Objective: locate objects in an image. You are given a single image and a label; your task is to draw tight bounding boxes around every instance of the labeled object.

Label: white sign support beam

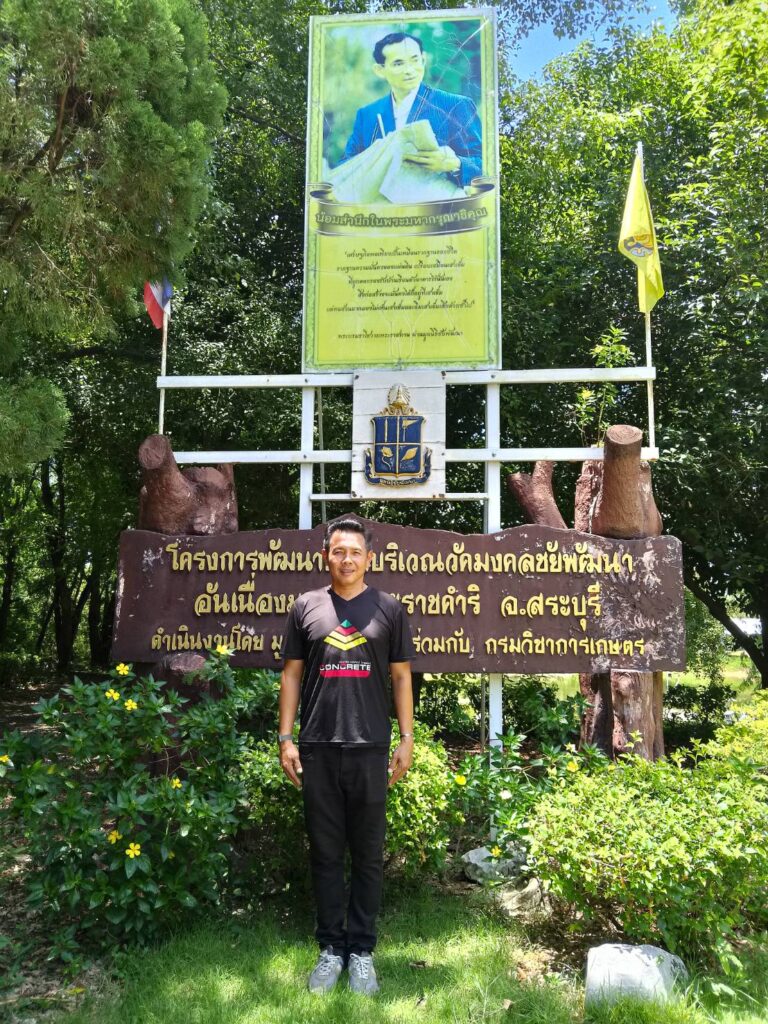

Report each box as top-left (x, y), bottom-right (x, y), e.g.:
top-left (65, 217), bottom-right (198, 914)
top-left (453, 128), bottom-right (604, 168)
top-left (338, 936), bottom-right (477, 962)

top-left (484, 383), bottom-right (503, 750)
top-left (299, 387), bottom-right (315, 529)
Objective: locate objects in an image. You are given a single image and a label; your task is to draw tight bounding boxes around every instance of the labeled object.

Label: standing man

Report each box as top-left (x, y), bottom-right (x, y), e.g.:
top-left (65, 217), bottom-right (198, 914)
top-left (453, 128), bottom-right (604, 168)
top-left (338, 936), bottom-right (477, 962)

top-left (279, 517), bottom-right (414, 996)
top-left (342, 32), bottom-right (483, 188)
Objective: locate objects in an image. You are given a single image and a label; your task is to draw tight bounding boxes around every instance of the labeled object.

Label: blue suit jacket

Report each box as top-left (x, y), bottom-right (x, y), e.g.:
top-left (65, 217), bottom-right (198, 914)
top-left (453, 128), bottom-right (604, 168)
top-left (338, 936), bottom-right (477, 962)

top-left (342, 83), bottom-right (483, 187)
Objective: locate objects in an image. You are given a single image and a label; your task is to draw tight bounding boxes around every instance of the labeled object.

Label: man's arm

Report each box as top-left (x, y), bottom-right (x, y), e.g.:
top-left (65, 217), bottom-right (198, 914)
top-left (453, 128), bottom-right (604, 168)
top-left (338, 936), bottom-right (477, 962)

top-left (388, 661), bottom-right (414, 787)
top-left (279, 658), bottom-right (304, 788)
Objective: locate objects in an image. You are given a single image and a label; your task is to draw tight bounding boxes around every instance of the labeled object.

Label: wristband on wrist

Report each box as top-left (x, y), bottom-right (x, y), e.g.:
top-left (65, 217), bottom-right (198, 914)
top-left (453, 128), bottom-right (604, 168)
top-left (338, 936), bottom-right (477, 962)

top-left (278, 733), bottom-right (294, 743)
top-left (400, 732), bottom-right (414, 740)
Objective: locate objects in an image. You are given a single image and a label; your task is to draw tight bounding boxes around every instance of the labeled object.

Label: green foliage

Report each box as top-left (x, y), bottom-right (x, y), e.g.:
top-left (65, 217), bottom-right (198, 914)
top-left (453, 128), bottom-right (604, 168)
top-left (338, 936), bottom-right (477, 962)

top-left (501, 0), bottom-right (768, 679)
top-left (417, 675), bottom-right (585, 747)
top-left (0, 654), bottom-right (269, 946)
top-left (705, 692), bottom-right (768, 768)
top-left (451, 736), bottom-right (607, 854)
top-left (683, 590), bottom-right (733, 687)
top-left (664, 680), bottom-right (735, 747)
top-left (239, 721), bottom-right (456, 884)
top-left (527, 751), bottom-right (768, 970)
top-left (0, 0), bottom-right (226, 470)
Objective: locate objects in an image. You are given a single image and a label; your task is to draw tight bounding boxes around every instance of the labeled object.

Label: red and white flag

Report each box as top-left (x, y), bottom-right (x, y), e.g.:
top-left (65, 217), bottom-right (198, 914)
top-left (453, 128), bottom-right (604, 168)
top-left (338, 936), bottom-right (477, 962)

top-left (143, 278), bottom-right (173, 329)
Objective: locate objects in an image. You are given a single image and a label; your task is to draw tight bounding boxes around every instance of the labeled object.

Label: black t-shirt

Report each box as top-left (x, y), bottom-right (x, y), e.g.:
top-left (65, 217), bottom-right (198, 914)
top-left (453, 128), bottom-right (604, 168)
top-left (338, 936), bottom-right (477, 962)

top-left (282, 586), bottom-right (414, 746)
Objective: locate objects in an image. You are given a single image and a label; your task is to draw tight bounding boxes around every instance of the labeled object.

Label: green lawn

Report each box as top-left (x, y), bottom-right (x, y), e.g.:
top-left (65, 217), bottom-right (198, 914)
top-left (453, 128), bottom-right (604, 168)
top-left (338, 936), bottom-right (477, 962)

top-left (49, 887), bottom-right (768, 1024)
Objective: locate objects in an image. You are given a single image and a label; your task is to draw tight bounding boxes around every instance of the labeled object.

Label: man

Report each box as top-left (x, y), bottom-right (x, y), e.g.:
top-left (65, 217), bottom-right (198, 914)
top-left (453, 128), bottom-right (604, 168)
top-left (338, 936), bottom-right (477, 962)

top-left (342, 32), bottom-right (483, 188)
top-left (279, 517), bottom-right (414, 996)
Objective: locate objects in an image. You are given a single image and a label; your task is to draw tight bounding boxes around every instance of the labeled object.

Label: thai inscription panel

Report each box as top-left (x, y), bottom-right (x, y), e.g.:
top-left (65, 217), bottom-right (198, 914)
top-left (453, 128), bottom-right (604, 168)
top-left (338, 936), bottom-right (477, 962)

top-left (112, 519), bottom-right (685, 673)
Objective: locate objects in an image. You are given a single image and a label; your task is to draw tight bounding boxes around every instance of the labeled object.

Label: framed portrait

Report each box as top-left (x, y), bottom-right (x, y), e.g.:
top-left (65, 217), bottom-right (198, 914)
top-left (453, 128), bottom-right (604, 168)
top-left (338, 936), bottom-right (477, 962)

top-left (303, 8), bottom-right (500, 371)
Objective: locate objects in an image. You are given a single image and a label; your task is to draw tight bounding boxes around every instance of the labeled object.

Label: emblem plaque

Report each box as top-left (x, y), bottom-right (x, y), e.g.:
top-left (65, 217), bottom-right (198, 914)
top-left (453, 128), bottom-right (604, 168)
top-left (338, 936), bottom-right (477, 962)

top-left (364, 385), bottom-right (431, 486)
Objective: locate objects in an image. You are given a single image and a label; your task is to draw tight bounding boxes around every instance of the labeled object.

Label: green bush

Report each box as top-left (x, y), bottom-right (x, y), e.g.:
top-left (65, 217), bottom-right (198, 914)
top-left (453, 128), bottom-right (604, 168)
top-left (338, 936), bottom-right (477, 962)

top-left (664, 680), bottom-right (736, 748)
top-left (527, 752), bottom-right (768, 970)
top-left (705, 691), bottom-right (768, 767)
top-left (417, 674), bottom-right (586, 746)
top-left (0, 655), bottom-right (273, 946)
top-left (238, 721), bottom-right (457, 884)
top-left (451, 736), bottom-right (608, 855)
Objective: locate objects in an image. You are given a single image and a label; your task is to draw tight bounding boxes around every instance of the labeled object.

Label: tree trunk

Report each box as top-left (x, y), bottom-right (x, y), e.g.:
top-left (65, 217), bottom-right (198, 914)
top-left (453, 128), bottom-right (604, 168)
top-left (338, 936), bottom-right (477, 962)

top-left (507, 425), bottom-right (666, 760)
top-left (0, 539), bottom-right (17, 647)
top-left (579, 426), bottom-right (663, 759)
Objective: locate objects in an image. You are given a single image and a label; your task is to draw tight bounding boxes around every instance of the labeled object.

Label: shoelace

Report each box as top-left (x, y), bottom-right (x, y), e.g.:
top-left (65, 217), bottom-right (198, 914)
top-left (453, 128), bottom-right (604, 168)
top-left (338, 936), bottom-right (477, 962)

top-left (350, 954), bottom-right (370, 979)
top-left (316, 951), bottom-right (341, 977)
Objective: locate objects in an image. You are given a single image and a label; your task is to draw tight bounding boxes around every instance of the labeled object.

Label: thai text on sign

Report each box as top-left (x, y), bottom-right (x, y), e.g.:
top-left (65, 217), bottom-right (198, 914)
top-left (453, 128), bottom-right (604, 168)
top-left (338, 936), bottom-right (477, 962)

top-left (112, 520), bottom-right (685, 674)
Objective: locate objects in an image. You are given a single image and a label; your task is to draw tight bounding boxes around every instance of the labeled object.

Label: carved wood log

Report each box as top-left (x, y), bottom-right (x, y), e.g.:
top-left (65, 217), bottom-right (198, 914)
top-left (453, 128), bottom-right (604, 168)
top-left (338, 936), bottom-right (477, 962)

top-left (134, 436), bottom-right (239, 734)
top-left (581, 426), bottom-right (663, 760)
top-left (507, 427), bottom-right (666, 761)
top-left (138, 434), bottom-right (238, 535)
top-left (507, 462), bottom-right (567, 529)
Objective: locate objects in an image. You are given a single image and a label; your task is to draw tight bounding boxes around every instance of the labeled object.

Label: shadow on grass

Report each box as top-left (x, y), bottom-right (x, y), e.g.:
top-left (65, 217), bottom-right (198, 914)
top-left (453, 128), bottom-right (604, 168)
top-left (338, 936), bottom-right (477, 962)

top-left (58, 885), bottom-right (520, 1024)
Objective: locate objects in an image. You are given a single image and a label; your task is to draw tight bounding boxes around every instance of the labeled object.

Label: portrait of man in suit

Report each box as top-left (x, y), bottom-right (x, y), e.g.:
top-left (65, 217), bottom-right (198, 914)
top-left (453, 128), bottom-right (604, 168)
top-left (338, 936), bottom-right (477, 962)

top-left (340, 32), bottom-right (483, 190)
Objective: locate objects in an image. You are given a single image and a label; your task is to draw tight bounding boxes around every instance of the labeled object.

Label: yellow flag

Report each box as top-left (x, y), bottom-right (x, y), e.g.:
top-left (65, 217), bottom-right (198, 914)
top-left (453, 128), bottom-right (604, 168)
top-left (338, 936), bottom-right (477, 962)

top-left (618, 151), bottom-right (664, 313)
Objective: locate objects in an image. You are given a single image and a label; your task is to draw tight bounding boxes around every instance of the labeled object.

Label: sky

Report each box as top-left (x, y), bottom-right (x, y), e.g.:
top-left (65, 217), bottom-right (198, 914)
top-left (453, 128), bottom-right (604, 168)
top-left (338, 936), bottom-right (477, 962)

top-left (508, 0), bottom-right (676, 80)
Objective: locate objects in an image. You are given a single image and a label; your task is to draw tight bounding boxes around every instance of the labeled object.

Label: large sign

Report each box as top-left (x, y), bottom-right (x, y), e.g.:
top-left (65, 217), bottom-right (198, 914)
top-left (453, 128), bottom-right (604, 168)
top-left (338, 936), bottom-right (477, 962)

top-left (303, 8), bottom-right (500, 371)
top-left (112, 520), bottom-right (685, 674)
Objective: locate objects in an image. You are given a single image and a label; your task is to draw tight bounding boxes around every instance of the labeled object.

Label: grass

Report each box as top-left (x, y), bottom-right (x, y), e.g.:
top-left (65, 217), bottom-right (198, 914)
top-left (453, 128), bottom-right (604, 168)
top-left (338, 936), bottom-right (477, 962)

top-left (42, 887), bottom-right (768, 1024)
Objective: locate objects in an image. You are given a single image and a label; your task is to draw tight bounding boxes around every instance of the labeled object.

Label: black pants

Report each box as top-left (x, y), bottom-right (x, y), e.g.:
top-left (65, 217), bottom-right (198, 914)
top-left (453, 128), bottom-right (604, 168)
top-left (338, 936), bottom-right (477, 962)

top-left (300, 744), bottom-right (388, 956)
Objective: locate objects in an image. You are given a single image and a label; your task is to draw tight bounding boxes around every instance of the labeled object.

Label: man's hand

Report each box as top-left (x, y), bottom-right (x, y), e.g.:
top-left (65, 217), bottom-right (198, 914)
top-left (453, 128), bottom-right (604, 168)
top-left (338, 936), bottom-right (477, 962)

top-left (280, 740), bottom-right (303, 788)
top-left (388, 736), bottom-right (414, 787)
top-left (403, 145), bottom-right (461, 175)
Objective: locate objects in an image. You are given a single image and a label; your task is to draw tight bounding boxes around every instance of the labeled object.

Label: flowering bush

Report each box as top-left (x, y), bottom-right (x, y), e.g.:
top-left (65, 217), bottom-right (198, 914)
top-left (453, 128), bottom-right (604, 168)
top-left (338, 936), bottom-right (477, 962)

top-left (450, 735), bottom-right (608, 857)
top-left (0, 654), bottom-right (273, 945)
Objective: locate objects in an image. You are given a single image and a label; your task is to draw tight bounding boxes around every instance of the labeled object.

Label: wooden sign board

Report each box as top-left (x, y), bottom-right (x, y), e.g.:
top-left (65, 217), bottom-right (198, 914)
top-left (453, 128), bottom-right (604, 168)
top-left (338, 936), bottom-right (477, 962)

top-left (112, 519), bottom-right (685, 674)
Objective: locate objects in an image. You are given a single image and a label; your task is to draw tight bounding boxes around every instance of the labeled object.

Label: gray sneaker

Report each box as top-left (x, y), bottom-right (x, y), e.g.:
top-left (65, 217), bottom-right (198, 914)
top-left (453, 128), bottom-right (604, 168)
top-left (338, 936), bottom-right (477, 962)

top-left (308, 947), bottom-right (344, 994)
top-left (348, 952), bottom-right (380, 995)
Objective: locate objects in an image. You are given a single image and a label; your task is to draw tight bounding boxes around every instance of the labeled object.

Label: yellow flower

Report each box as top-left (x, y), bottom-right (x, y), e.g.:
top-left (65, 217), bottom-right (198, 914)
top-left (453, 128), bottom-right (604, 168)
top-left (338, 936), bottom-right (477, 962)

top-left (115, 663), bottom-right (131, 676)
top-left (0, 754), bottom-right (9, 764)
top-left (171, 777), bottom-right (182, 789)
top-left (455, 774), bottom-right (467, 786)
top-left (490, 845), bottom-right (502, 858)
top-left (124, 699), bottom-right (138, 712)
top-left (566, 759), bottom-right (580, 773)
top-left (105, 688), bottom-right (120, 701)
top-left (215, 644), bottom-right (231, 656)
top-left (108, 830), bottom-right (123, 844)
top-left (125, 842), bottom-right (141, 859)
top-left (168, 851), bottom-right (176, 859)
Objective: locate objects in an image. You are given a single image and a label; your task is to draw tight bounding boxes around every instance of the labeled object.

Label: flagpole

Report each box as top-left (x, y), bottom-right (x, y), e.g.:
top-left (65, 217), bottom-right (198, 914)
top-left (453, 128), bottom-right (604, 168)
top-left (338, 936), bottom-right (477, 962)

top-left (645, 311), bottom-right (656, 451)
top-left (637, 140), bottom-right (656, 453)
top-left (158, 308), bottom-right (169, 435)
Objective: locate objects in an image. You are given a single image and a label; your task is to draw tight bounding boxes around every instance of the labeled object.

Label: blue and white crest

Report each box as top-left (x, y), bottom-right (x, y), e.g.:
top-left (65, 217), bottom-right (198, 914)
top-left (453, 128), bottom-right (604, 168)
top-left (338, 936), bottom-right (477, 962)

top-left (364, 385), bottom-right (432, 487)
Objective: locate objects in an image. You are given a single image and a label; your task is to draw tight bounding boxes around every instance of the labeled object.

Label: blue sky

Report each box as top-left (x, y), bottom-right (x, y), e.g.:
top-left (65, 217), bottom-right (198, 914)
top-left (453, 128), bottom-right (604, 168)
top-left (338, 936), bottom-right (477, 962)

top-left (509, 0), bottom-right (675, 80)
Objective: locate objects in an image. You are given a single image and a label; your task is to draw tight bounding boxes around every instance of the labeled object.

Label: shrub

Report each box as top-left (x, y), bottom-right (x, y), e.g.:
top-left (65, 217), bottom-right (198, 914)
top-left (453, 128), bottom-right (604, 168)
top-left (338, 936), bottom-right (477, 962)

top-left (451, 736), bottom-right (608, 855)
top-left (663, 679), bottom-right (735, 748)
top-left (0, 655), bottom-right (272, 946)
top-left (705, 691), bottom-right (768, 767)
top-left (527, 752), bottom-right (768, 970)
top-left (238, 720), bottom-right (457, 884)
top-left (417, 674), bottom-right (586, 747)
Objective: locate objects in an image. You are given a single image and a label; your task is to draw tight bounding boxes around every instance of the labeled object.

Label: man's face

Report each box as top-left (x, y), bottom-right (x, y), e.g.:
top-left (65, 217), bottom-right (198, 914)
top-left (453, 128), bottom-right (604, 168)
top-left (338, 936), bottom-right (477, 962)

top-left (323, 530), bottom-right (372, 590)
top-left (374, 37), bottom-right (425, 98)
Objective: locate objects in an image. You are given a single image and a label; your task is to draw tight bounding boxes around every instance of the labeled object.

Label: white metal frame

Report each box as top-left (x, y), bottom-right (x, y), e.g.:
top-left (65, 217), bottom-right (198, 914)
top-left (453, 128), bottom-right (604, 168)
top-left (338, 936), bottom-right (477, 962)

top-left (157, 364), bottom-right (657, 747)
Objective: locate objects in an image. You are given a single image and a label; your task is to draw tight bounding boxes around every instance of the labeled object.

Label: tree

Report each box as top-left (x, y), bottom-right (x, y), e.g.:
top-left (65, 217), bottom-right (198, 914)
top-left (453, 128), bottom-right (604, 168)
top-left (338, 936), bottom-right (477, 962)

top-left (0, 0), bottom-right (227, 472)
top-left (498, 0), bottom-right (767, 683)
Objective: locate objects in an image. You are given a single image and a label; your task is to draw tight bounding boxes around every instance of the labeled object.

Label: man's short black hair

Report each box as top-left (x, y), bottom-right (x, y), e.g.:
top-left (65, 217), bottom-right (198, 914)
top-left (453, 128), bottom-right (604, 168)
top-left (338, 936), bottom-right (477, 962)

top-left (323, 517), bottom-right (373, 551)
top-left (373, 32), bottom-right (423, 66)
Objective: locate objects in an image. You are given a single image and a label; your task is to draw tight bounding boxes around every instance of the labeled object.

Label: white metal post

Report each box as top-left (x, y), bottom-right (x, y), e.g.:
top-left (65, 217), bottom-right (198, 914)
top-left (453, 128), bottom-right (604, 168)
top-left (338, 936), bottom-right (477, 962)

top-left (645, 312), bottom-right (656, 450)
top-left (158, 311), bottom-right (169, 434)
top-left (299, 387), bottom-right (315, 529)
top-left (484, 383), bottom-right (504, 748)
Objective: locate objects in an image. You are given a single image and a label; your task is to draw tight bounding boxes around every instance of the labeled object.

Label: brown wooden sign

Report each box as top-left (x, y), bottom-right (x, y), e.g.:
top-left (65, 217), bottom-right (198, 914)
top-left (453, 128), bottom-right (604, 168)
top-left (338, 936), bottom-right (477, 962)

top-left (112, 519), bottom-right (685, 674)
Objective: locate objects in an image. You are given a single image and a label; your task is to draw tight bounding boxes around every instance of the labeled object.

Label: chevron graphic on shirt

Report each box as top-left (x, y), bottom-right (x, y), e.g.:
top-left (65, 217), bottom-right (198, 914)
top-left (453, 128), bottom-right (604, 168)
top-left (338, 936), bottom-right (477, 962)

top-left (324, 619), bottom-right (368, 652)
